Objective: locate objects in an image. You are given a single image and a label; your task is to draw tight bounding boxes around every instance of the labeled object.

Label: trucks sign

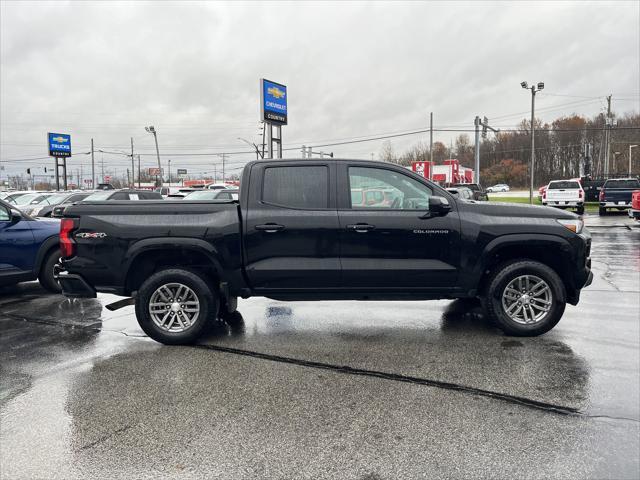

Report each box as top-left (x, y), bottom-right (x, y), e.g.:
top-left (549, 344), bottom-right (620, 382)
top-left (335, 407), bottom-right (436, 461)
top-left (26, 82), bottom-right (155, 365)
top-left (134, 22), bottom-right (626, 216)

top-left (48, 132), bottom-right (71, 157)
top-left (260, 79), bottom-right (287, 125)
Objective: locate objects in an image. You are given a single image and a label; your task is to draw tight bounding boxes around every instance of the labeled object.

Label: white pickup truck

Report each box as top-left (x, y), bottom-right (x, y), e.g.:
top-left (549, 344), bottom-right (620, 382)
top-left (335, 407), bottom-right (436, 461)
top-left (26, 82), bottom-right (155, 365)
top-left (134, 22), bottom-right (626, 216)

top-left (542, 180), bottom-right (585, 215)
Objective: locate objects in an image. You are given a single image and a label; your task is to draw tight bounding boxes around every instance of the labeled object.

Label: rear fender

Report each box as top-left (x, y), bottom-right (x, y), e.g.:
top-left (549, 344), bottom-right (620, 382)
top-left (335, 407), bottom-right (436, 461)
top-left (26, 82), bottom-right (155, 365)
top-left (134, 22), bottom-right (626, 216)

top-left (123, 238), bottom-right (225, 283)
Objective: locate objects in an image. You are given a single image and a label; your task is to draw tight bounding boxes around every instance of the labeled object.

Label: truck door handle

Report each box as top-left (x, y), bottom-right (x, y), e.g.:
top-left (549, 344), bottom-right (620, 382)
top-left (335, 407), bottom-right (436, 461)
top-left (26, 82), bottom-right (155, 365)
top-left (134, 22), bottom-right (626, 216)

top-left (347, 223), bottom-right (375, 232)
top-left (255, 223), bottom-right (285, 232)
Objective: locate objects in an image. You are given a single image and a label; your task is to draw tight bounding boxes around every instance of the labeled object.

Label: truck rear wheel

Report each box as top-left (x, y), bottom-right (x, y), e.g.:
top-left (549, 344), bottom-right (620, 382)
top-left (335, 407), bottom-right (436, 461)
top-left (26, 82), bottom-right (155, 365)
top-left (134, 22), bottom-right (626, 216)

top-left (577, 204), bottom-right (585, 215)
top-left (599, 206), bottom-right (607, 216)
top-left (135, 268), bottom-right (218, 345)
top-left (482, 260), bottom-right (566, 336)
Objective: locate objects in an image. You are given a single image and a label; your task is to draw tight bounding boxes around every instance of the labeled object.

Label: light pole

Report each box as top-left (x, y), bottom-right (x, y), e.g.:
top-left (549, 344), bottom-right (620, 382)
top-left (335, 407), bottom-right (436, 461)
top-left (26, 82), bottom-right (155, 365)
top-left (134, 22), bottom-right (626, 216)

top-left (238, 137), bottom-right (262, 160)
top-left (145, 126), bottom-right (162, 187)
top-left (521, 81), bottom-right (544, 204)
top-left (168, 159), bottom-right (171, 185)
top-left (629, 145), bottom-right (638, 176)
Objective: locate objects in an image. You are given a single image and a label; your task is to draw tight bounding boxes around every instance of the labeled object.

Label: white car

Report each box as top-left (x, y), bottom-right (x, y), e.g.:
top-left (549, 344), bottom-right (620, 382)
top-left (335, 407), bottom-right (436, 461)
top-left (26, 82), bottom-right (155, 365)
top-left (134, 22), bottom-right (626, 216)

top-left (486, 184), bottom-right (510, 193)
top-left (206, 183), bottom-right (233, 190)
top-left (542, 180), bottom-right (584, 215)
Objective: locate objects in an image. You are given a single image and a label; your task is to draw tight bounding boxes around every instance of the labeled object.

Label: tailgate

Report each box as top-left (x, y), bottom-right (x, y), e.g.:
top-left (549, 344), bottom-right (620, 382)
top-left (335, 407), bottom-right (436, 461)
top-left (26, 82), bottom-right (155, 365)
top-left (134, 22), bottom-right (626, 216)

top-left (546, 189), bottom-right (579, 201)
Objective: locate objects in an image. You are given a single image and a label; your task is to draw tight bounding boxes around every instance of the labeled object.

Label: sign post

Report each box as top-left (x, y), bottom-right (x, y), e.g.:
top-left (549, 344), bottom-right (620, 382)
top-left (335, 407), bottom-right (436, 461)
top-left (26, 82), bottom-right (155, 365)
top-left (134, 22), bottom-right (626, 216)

top-left (260, 79), bottom-right (287, 159)
top-left (48, 133), bottom-right (71, 191)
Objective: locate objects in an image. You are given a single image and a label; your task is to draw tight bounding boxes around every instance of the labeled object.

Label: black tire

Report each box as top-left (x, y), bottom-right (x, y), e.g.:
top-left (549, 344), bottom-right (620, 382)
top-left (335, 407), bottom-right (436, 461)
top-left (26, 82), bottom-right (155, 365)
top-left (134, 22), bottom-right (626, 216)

top-left (576, 205), bottom-right (585, 215)
top-left (599, 206), bottom-right (607, 216)
top-left (482, 260), bottom-right (566, 336)
top-left (38, 249), bottom-right (61, 293)
top-left (135, 268), bottom-right (218, 345)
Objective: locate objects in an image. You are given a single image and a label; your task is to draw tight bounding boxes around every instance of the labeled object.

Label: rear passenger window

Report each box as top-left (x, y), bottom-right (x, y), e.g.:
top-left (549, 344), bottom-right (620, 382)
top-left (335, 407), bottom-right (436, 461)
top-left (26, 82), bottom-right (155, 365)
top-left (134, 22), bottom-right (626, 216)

top-left (262, 166), bottom-right (329, 209)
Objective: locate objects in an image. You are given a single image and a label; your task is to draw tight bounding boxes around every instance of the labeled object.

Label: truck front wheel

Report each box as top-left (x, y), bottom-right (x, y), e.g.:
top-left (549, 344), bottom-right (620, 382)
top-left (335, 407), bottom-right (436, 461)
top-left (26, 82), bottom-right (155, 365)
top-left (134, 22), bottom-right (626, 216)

top-left (482, 260), bottom-right (566, 336)
top-left (135, 268), bottom-right (219, 345)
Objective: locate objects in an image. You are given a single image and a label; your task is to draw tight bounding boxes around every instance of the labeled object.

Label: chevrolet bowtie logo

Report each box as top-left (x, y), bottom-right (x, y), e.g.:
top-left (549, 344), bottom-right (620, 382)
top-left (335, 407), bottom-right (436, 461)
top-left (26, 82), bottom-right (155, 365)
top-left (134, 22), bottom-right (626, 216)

top-left (52, 136), bottom-right (68, 143)
top-left (267, 86), bottom-right (285, 99)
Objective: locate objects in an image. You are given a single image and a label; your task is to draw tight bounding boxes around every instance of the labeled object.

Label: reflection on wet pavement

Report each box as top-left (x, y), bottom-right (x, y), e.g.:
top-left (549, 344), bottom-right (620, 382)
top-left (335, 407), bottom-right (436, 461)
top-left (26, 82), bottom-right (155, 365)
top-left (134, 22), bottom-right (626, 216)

top-left (1, 216), bottom-right (639, 479)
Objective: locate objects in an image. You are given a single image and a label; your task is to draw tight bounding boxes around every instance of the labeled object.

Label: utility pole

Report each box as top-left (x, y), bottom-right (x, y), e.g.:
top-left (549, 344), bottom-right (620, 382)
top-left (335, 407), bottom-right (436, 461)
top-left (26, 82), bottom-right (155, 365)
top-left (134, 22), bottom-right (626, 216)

top-left (429, 112), bottom-right (434, 180)
top-left (91, 138), bottom-right (95, 190)
top-left (145, 126), bottom-right (162, 188)
top-left (604, 95), bottom-right (612, 176)
top-left (137, 155), bottom-right (141, 188)
top-left (168, 159), bottom-right (171, 185)
top-left (101, 154), bottom-right (105, 183)
top-left (301, 145), bottom-right (306, 158)
top-left (474, 116), bottom-right (481, 184)
top-left (130, 137), bottom-right (135, 188)
top-left (217, 153), bottom-right (227, 182)
top-left (521, 81), bottom-right (544, 204)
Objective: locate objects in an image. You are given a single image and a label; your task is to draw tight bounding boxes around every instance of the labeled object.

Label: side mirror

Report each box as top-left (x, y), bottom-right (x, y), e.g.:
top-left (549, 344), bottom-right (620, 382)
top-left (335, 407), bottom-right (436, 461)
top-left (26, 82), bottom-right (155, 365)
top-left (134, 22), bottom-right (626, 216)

top-left (428, 196), bottom-right (451, 216)
top-left (10, 210), bottom-right (22, 224)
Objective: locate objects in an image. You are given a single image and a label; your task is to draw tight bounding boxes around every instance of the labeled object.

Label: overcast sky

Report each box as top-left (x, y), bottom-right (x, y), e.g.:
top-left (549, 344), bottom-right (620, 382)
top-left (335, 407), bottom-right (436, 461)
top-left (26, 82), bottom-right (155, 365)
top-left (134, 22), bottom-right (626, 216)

top-left (1, 0), bottom-right (639, 181)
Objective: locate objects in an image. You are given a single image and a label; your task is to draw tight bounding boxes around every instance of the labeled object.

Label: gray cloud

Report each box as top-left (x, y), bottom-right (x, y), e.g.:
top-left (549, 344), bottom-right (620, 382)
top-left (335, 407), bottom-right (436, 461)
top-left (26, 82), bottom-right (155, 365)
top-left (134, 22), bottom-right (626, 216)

top-left (1, 0), bottom-right (638, 180)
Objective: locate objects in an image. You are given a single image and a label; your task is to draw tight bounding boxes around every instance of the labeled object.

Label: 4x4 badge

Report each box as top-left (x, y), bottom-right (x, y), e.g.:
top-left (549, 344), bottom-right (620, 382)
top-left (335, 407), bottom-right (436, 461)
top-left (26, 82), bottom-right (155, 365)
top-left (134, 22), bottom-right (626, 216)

top-left (76, 232), bottom-right (107, 239)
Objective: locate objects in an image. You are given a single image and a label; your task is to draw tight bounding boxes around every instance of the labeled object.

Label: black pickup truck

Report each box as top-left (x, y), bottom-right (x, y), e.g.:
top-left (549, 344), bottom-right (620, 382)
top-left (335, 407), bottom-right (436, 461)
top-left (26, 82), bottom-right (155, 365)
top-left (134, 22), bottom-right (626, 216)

top-left (57, 159), bottom-right (592, 344)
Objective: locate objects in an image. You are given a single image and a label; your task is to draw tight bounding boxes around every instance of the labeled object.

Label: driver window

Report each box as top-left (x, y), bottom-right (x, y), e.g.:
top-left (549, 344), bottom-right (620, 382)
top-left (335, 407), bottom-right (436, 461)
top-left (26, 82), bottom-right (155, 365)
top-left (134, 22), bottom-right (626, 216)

top-left (0, 205), bottom-right (10, 222)
top-left (348, 167), bottom-right (432, 209)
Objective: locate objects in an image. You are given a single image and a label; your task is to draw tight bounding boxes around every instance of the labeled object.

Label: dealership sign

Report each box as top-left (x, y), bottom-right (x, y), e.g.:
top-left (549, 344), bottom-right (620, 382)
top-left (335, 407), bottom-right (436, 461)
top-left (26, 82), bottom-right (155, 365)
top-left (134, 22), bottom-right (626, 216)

top-left (260, 79), bottom-right (287, 125)
top-left (176, 168), bottom-right (187, 177)
top-left (48, 132), bottom-right (71, 157)
top-left (149, 167), bottom-right (163, 176)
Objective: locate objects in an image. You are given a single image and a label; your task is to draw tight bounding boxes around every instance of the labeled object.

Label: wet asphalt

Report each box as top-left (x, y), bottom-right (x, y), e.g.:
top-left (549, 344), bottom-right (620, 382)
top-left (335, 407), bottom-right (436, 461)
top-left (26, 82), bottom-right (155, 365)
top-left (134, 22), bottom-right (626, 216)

top-left (1, 214), bottom-right (639, 480)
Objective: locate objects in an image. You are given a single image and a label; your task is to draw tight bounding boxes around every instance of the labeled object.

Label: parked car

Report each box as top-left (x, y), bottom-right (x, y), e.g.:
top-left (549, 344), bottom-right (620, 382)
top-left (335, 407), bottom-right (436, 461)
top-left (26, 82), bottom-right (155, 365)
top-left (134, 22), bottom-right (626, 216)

top-left (628, 190), bottom-right (640, 221)
top-left (538, 185), bottom-right (547, 201)
top-left (598, 178), bottom-right (640, 215)
top-left (542, 180), bottom-right (585, 215)
top-left (96, 183), bottom-right (115, 190)
top-left (52, 189), bottom-right (163, 217)
top-left (184, 189), bottom-right (239, 201)
top-left (451, 183), bottom-right (488, 201)
top-left (206, 183), bottom-right (233, 190)
top-left (167, 188), bottom-right (198, 199)
top-left (486, 184), bottom-right (510, 193)
top-left (7, 192), bottom-right (53, 207)
top-left (0, 199), bottom-right (61, 292)
top-left (2, 191), bottom-right (32, 203)
top-left (446, 186), bottom-right (474, 200)
top-left (21, 191), bottom-right (93, 217)
top-left (57, 158), bottom-right (592, 345)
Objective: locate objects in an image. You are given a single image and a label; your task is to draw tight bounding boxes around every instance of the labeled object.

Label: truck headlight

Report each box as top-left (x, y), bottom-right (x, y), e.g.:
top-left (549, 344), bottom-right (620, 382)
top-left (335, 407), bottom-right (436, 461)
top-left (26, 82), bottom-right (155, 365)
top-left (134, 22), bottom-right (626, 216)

top-left (557, 218), bottom-right (584, 234)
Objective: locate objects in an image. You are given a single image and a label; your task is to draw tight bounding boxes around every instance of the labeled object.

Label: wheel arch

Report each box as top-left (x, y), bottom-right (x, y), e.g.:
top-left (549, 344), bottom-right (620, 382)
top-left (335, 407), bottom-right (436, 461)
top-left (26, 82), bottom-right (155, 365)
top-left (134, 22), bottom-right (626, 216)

top-left (34, 235), bottom-right (60, 275)
top-left (123, 238), bottom-right (224, 296)
top-left (474, 234), bottom-right (574, 297)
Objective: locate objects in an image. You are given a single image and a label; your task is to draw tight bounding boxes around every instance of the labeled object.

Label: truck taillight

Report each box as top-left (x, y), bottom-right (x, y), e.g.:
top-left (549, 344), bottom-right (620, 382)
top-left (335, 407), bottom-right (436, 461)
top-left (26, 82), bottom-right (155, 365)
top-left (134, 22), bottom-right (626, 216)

top-left (579, 189), bottom-right (584, 199)
top-left (60, 218), bottom-right (77, 258)
top-left (599, 189), bottom-right (605, 201)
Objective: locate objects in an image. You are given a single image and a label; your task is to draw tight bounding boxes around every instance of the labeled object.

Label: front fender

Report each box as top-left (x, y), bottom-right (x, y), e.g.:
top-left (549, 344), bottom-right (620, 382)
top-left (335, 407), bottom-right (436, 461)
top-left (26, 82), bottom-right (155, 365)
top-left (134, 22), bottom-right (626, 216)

top-left (463, 233), bottom-right (573, 292)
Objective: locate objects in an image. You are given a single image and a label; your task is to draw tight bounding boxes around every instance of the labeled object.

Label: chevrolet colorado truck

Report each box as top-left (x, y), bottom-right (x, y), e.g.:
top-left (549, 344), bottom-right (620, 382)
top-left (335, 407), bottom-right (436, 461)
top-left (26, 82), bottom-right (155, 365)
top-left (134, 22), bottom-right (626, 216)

top-left (56, 159), bottom-right (593, 344)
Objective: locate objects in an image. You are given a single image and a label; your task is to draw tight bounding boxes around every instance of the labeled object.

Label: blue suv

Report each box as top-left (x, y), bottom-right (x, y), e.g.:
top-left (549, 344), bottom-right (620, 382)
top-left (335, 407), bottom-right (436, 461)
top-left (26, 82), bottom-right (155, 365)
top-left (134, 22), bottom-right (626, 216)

top-left (0, 198), bottom-right (61, 292)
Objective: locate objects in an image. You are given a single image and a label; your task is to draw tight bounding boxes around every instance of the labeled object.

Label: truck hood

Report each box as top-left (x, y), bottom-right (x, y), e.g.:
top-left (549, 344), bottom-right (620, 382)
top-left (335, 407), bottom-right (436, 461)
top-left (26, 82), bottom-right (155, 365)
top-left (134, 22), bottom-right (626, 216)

top-left (459, 200), bottom-right (578, 219)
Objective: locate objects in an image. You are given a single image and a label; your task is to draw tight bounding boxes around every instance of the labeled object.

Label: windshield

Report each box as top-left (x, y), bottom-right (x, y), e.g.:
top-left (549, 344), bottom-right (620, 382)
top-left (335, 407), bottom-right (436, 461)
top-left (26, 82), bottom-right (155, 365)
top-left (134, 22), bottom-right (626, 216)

top-left (12, 193), bottom-right (46, 205)
top-left (36, 193), bottom-right (69, 205)
top-left (604, 179), bottom-right (640, 189)
top-left (548, 181), bottom-right (580, 189)
top-left (84, 192), bottom-right (112, 201)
